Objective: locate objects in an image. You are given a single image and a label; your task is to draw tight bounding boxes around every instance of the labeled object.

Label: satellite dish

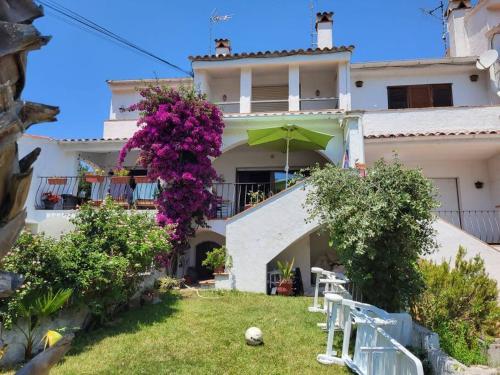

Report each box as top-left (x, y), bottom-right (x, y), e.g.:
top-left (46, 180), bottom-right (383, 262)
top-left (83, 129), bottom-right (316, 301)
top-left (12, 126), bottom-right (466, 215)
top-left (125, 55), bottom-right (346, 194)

top-left (476, 49), bottom-right (499, 70)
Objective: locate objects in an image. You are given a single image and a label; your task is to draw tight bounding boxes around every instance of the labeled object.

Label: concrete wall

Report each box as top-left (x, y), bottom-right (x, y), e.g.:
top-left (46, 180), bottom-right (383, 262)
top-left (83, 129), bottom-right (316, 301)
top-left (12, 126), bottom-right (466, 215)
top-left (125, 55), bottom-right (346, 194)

top-left (351, 67), bottom-right (493, 110)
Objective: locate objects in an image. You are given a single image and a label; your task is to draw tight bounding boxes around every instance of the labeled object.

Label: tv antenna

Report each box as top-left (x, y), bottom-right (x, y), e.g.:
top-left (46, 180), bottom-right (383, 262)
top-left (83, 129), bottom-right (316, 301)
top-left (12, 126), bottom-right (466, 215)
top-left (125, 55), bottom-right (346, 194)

top-left (209, 9), bottom-right (233, 54)
top-left (309, 0), bottom-right (319, 48)
top-left (420, 1), bottom-right (448, 55)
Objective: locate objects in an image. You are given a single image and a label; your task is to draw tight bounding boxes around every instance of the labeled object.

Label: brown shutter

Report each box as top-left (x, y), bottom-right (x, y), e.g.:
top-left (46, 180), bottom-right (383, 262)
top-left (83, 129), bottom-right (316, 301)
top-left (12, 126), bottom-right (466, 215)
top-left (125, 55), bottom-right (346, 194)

top-left (409, 85), bottom-right (432, 108)
top-left (252, 85), bottom-right (288, 112)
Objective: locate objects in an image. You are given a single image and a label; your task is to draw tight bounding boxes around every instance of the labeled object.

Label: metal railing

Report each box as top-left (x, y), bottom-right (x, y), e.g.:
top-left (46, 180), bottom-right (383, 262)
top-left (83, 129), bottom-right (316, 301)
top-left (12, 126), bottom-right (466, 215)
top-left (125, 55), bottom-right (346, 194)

top-left (435, 210), bottom-right (500, 244)
top-left (213, 101), bottom-right (240, 113)
top-left (251, 99), bottom-right (289, 113)
top-left (35, 176), bottom-right (159, 210)
top-left (300, 97), bottom-right (339, 111)
top-left (35, 178), bottom-right (281, 218)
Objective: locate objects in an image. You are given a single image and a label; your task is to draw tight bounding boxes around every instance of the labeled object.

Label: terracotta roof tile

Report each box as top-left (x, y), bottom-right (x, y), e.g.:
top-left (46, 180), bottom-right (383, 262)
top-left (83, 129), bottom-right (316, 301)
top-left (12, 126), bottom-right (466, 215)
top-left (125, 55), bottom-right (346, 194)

top-left (189, 45), bottom-right (354, 62)
top-left (365, 129), bottom-right (500, 139)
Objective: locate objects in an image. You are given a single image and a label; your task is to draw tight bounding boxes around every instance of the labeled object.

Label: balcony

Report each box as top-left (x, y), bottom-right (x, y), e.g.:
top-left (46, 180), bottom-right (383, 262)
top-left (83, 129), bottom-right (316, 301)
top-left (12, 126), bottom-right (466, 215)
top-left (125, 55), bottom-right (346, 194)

top-left (201, 62), bottom-right (346, 114)
top-left (34, 177), bottom-right (285, 219)
top-left (435, 210), bottom-right (500, 244)
top-left (214, 97), bottom-right (339, 114)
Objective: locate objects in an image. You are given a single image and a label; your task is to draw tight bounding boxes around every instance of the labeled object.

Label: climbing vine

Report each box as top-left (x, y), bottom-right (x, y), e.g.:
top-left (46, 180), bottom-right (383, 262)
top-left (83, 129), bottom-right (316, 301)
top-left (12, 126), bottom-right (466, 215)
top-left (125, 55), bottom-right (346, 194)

top-left (119, 86), bottom-right (224, 266)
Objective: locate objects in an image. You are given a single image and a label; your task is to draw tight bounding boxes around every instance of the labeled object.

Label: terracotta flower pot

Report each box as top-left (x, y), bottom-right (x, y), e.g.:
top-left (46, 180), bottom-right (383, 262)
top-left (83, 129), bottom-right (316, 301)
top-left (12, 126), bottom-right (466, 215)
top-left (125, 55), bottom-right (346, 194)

top-left (134, 176), bottom-right (153, 184)
top-left (85, 174), bottom-right (105, 183)
top-left (214, 266), bottom-right (225, 274)
top-left (47, 177), bottom-right (67, 185)
top-left (111, 176), bottom-right (131, 184)
top-left (276, 280), bottom-right (293, 296)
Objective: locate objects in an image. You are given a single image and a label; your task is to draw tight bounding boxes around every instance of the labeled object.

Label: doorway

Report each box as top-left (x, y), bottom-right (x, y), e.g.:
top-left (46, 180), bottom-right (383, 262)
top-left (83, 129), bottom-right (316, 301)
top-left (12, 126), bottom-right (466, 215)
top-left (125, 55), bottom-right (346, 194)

top-left (195, 241), bottom-right (221, 281)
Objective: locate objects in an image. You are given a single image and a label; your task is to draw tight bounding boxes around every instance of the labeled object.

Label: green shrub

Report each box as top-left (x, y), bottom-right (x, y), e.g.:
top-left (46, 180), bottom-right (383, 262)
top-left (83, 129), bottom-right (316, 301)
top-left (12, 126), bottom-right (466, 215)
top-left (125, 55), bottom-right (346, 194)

top-left (412, 246), bottom-right (499, 365)
top-left (154, 277), bottom-right (180, 293)
top-left (1, 197), bottom-right (171, 325)
top-left (306, 158), bottom-right (438, 311)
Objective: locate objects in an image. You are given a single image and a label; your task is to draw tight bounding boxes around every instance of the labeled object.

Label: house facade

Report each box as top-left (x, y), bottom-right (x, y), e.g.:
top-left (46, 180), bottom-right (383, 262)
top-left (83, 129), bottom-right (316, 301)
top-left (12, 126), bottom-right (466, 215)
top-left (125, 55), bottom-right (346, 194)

top-left (20, 0), bottom-right (500, 293)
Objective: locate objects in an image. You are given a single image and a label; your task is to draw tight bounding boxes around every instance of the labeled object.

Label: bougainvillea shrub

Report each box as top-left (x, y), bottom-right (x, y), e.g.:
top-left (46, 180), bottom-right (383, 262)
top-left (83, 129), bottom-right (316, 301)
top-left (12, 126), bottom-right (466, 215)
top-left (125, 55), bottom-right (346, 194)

top-left (119, 86), bottom-right (224, 266)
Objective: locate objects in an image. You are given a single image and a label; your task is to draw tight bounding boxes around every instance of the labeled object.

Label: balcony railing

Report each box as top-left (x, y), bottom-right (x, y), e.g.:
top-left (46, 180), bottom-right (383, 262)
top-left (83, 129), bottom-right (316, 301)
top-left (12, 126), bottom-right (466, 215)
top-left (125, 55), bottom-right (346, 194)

top-left (435, 210), bottom-right (500, 244)
top-left (35, 176), bottom-right (159, 210)
top-left (214, 97), bottom-right (340, 114)
top-left (214, 102), bottom-right (240, 113)
top-left (300, 97), bottom-right (339, 111)
top-left (35, 177), bottom-right (283, 219)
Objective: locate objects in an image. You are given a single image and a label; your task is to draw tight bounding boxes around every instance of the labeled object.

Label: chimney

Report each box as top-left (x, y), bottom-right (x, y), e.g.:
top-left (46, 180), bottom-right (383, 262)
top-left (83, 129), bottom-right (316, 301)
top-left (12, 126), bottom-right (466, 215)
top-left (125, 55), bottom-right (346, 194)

top-left (445, 0), bottom-right (472, 17)
top-left (315, 12), bottom-right (334, 49)
top-left (215, 39), bottom-right (231, 56)
top-left (446, 1), bottom-right (472, 57)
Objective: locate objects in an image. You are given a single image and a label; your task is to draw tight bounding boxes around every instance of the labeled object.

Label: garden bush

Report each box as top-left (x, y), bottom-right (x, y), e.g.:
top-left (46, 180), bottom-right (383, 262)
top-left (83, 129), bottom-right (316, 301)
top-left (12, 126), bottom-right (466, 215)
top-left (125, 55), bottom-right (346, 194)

top-left (412, 246), bottom-right (499, 365)
top-left (306, 158), bottom-right (438, 312)
top-left (0, 198), bottom-right (171, 326)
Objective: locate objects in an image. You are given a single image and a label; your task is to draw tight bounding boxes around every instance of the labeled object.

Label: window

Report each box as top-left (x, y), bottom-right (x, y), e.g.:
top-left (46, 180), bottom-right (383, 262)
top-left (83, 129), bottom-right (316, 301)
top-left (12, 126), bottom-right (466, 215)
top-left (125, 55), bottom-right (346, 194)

top-left (387, 84), bottom-right (453, 109)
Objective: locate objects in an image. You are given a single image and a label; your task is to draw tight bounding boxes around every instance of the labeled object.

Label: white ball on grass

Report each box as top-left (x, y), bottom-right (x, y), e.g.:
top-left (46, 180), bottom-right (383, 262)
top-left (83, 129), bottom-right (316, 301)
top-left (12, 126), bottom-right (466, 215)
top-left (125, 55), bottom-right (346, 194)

top-left (245, 327), bottom-right (263, 346)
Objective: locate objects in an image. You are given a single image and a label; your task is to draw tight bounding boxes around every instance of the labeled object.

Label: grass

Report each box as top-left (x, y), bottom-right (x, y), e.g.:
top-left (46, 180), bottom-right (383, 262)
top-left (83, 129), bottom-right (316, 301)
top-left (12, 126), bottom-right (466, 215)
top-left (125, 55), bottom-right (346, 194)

top-left (47, 290), bottom-right (348, 375)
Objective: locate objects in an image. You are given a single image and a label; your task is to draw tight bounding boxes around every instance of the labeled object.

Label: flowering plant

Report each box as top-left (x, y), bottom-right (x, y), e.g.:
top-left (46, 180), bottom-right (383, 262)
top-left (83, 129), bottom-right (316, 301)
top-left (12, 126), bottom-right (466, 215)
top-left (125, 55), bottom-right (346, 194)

top-left (112, 168), bottom-right (129, 176)
top-left (42, 192), bottom-right (61, 203)
top-left (118, 86), bottom-right (224, 266)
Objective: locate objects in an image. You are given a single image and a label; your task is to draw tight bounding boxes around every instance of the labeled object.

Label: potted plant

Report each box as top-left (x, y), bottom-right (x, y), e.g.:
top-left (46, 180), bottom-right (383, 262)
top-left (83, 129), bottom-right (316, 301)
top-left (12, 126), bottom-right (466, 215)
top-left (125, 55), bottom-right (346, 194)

top-left (111, 168), bottom-right (130, 184)
top-left (134, 175), bottom-right (153, 184)
top-left (85, 168), bottom-right (106, 183)
top-left (276, 258), bottom-right (294, 296)
top-left (202, 246), bottom-right (228, 274)
top-left (245, 190), bottom-right (265, 210)
top-left (47, 176), bottom-right (67, 185)
top-left (41, 192), bottom-right (61, 209)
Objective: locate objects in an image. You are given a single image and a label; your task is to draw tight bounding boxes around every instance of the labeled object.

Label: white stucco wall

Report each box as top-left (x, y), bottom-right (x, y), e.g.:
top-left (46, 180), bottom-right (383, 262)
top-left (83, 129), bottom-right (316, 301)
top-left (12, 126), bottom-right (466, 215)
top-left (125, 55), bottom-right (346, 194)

top-left (488, 154), bottom-right (500, 208)
top-left (351, 66), bottom-right (493, 110)
top-left (18, 135), bottom-right (80, 222)
top-left (428, 218), bottom-right (500, 287)
top-left (225, 183), bottom-right (320, 293)
top-left (408, 159), bottom-right (495, 211)
top-left (362, 105), bottom-right (500, 136)
top-left (213, 145), bottom-right (328, 183)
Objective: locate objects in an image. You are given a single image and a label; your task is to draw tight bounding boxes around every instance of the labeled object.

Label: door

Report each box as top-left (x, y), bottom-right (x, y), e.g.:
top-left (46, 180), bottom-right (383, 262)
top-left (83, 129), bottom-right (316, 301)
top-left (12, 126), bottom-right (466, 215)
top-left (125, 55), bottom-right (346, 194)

top-left (431, 178), bottom-right (461, 227)
top-left (195, 241), bottom-right (221, 281)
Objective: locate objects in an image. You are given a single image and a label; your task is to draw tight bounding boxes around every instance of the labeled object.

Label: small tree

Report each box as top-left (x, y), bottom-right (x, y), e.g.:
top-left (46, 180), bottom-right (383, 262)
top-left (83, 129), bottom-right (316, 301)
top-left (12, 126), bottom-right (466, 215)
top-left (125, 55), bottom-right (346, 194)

top-left (306, 157), bottom-right (438, 311)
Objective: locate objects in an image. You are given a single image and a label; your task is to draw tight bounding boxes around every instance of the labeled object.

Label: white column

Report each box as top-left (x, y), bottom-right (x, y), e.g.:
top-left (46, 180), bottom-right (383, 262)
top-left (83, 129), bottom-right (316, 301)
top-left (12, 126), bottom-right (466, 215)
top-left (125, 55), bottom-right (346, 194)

top-left (337, 63), bottom-right (351, 111)
top-left (344, 116), bottom-right (365, 168)
top-left (288, 64), bottom-right (300, 112)
top-left (193, 69), bottom-right (210, 98)
top-left (240, 67), bottom-right (252, 113)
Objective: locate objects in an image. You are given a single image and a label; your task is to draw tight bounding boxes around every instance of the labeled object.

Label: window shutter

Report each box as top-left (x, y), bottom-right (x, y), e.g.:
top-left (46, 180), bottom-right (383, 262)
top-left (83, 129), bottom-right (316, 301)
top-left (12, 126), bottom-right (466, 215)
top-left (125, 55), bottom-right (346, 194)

top-left (432, 84), bottom-right (453, 107)
top-left (409, 85), bottom-right (432, 108)
top-left (387, 87), bottom-right (408, 109)
top-left (252, 85), bottom-right (288, 112)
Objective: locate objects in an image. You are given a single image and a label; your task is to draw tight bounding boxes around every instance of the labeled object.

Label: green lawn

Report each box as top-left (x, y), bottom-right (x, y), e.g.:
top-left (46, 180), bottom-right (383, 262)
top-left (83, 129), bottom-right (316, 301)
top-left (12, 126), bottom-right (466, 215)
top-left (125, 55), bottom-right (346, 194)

top-left (50, 290), bottom-right (348, 375)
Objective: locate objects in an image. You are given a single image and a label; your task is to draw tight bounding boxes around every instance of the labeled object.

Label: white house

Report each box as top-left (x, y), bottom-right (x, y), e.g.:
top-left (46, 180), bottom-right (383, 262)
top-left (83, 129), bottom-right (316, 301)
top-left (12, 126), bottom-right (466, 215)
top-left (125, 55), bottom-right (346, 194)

top-left (19, 0), bottom-right (500, 293)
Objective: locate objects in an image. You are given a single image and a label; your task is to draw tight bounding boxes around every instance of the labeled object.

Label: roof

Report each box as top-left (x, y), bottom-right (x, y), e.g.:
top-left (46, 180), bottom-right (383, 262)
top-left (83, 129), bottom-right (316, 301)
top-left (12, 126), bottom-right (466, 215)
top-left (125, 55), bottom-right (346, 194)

top-left (189, 46), bottom-right (354, 62)
top-left (365, 129), bottom-right (500, 139)
top-left (107, 77), bottom-right (192, 87)
top-left (352, 56), bottom-right (478, 70)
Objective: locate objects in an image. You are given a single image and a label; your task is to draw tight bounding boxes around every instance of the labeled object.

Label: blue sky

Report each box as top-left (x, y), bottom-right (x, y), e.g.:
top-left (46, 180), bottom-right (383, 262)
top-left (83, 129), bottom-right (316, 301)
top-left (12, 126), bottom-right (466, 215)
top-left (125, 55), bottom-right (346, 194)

top-left (26, 0), bottom-right (451, 139)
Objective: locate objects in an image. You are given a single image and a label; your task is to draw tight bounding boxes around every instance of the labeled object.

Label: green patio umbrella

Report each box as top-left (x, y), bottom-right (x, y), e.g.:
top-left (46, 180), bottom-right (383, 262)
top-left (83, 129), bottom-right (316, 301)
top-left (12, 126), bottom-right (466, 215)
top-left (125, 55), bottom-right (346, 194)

top-left (247, 124), bottom-right (334, 188)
